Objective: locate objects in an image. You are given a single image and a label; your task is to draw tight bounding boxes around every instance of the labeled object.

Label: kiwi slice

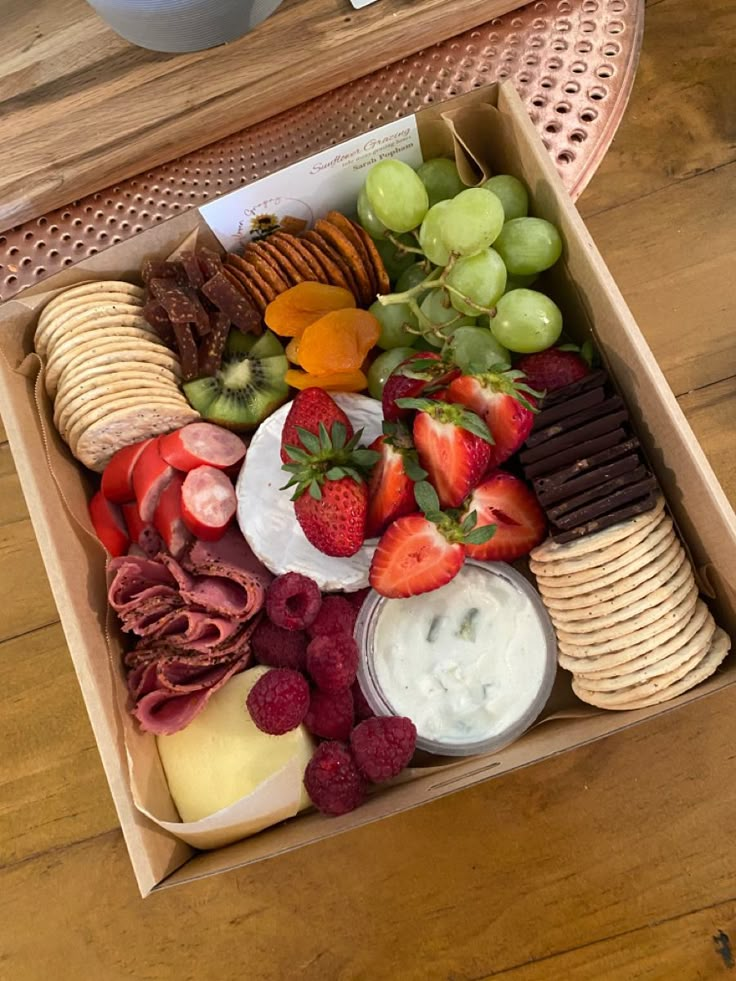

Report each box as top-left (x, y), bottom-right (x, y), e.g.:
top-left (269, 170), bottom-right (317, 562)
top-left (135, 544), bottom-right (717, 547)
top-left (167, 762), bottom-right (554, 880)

top-left (184, 336), bottom-right (289, 431)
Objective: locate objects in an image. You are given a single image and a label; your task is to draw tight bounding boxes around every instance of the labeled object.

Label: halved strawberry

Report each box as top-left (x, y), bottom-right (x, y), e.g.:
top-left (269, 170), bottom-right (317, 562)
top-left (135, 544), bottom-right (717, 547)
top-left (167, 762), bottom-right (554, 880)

top-left (446, 368), bottom-right (539, 469)
top-left (368, 481), bottom-right (495, 598)
top-left (398, 398), bottom-right (493, 508)
top-left (365, 424), bottom-right (426, 539)
top-left (280, 388), bottom-right (353, 463)
top-left (462, 471), bottom-right (546, 561)
top-left (382, 353), bottom-right (459, 422)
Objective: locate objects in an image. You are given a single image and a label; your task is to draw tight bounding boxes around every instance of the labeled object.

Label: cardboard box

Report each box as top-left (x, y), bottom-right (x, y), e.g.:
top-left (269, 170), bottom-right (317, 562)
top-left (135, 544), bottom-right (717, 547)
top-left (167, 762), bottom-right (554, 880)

top-left (1, 83), bottom-right (735, 897)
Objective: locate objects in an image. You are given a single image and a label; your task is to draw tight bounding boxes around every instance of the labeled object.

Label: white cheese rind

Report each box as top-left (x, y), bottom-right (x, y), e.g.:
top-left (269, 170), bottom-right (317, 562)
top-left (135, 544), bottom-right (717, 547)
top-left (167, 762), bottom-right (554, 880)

top-left (236, 393), bottom-right (384, 591)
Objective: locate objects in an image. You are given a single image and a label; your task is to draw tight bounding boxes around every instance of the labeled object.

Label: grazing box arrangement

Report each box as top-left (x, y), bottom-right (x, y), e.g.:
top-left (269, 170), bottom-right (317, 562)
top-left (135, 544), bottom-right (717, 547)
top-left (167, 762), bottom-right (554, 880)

top-left (1, 84), bottom-right (734, 897)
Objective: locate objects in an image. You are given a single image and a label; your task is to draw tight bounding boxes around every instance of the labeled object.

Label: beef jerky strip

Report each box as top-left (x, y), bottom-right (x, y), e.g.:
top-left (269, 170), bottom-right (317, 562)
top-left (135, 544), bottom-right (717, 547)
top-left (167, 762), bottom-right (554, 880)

top-left (550, 493), bottom-right (660, 543)
top-left (178, 251), bottom-right (205, 289)
top-left (141, 258), bottom-right (182, 285)
top-left (550, 475), bottom-right (659, 531)
top-left (150, 280), bottom-right (210, 334)
top-left (142, 299), bottom-right (176, 349)
top-left (202, 269), bottom-right (262, 334)
top-left (546, 464), bottom-right (649, 520)
top-left (532, 385), bottom-right (607, 431)
top-left (519, 409), bottom-right (629, 465)
top-left (171, 322), bottom-right (199, 382)
top-left (198, 311), bottom-right (230, 376)
top-left (523, 428), bottom-right (628, 478)
top-left (197, 247), bottom-right (224, 280)
top-left (534, 451), bottom-right (642, 506)
top-left (526, 396), bottom-right (625, 448)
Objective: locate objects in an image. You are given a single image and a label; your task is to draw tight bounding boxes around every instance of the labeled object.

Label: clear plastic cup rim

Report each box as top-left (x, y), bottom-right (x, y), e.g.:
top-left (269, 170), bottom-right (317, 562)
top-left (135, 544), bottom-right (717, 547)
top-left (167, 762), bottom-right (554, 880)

top-left (355, 560), bottom-right (558, 757)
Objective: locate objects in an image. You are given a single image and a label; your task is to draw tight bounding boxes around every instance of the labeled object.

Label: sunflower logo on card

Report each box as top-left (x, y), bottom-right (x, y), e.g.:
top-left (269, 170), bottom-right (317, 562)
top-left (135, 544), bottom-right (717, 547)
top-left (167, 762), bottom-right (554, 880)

top-left (246, 198), bottom-right (313, 241)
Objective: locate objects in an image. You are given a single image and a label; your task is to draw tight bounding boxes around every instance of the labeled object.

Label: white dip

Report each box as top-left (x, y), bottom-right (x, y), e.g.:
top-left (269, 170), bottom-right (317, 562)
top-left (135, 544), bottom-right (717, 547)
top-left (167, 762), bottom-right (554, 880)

top-left (372, 564), bottom-right (550, 745)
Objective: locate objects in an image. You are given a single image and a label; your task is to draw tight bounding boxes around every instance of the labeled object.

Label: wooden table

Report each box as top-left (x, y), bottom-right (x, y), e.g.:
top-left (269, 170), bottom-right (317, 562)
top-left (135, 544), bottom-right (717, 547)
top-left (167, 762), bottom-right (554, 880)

top-left (1, 0), bottom-right (735, 976)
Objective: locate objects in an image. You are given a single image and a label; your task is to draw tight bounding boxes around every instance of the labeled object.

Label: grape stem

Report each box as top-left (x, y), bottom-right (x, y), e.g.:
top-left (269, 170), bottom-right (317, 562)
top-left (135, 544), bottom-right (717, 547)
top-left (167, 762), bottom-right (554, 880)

top-left (378, 253), bottom-right (499, 322)
top-left (385, 232), bottom-right (425, 256)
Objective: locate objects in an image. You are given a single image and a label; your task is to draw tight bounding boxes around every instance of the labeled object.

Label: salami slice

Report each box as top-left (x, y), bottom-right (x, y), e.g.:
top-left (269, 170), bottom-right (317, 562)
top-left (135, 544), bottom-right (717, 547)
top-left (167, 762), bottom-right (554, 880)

top-left (159, 422), bottom-right (246, 471)
top-left (180, 465), bottom-right (236, 541)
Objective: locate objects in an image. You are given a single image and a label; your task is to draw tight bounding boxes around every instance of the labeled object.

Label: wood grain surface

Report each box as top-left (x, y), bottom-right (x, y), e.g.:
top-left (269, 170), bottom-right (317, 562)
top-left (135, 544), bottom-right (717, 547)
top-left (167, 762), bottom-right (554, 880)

top-left (0, 0), bottom-right (522, 231)
top-left (1, 0), bottom-right (736, 976)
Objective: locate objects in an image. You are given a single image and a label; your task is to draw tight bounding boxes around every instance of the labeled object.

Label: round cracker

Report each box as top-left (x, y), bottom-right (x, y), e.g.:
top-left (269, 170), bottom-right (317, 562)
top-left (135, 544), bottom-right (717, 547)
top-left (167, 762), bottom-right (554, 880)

top-left (55, 360), bottom-right (181, 412)
top-left (530, 505), bottom-right (667, 580)
top-left (302, 233), bottom-right (355, 294)
top-left (35, 282), bottom-right (144, 352)
top-left (530, 496), bottom-right (665, 569)
top-left (253, 239), bottom-right (304, 287)
top-left (225, 256), bottom-right (272, 310)
top-left (269, 233), bottom-right (325, 281)
top-left (323, 213), bottom-right (377, 301)
top-left (75, 403), bottom-right (199, 472)
top-left (57, 376), bottom-right (184, 437)
top-left (54, 339), bottom-right (181, 391)
top-left (554, 574), bottom-right (696, 642)
top-left (573, 613), bottom-right (717, 690)
top-left (41, 300), bottom-right (146, 359)
top-left (547, 548), bottom-right (688, 621)
top-left (241, 246), bottom-right (290, 297)
top-left (537, 520), bottom-right (676, 597)
top-left (37, 293), bottom-right (145, 358)
top-left (557, 600), bottom-right (711, 673)
top-left (572, 628), bottom-right (730, 710)
top-left (348, 218), bottom-right (391, 295)
top-left (68, 392), bottom-right (192, 453)
top-left (557, 585), bottom-right (699, 659)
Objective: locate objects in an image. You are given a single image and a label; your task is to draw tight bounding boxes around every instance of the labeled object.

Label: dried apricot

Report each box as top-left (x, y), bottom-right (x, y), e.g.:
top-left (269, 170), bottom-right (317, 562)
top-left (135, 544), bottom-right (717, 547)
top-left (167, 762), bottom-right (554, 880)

top-left (264, 282), bottom-right (356, 337)
top-left (298, 309), bottom-right (381, 375)
top-left (285, 336), bottom-right (301, 365)
top-left (285, 368), bottom-right (368, 392)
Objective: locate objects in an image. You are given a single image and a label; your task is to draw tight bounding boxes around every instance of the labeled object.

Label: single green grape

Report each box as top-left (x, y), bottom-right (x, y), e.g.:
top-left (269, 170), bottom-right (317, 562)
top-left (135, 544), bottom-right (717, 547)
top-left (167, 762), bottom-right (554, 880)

top-left (445, 326), bottom-right (511, 373)
top-left (419, 201), bottom-right (452, 266)
top-left (357, 185), bottom-right (387, 239)
top-left (504, 272), bottom-right (538, 292)
top-left (365, 160), bottom-right (429, 234)
top-left (445, 248), bottom-right (507, 316)
top-left (367, 347), bottom-right (417, 399)
top-left (373, 234), bottom-right (417, 283)
top-left (420, 289), bottom-right (476, 348)
top-left (395, 262), bottom-right (433, 294)
top-left (490, 289), bottom-right (563, 353)
top-left (482, 175), bottom-right (529, 221)
top-left (493, 217), bottom-right (563, 276)
top-left (416, 158), bottom-right (466, 207)
top-left (441, 187), bottom-right (505, 256)
top-left (369, 300), bottom-right (419, 350)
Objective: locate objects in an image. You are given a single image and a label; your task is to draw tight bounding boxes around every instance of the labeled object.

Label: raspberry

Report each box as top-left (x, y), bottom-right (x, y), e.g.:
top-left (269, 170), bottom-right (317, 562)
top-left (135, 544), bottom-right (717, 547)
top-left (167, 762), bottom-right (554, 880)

top-left (304, 688), bottom-right (354, 741)
top-left (306, 634), bottom-right (359, 693)
top-left (266, 572), bottom-right (322, 631)
top-left (246, 669), bottom-right (310, 735)
top-left (307, 595), bottom-right (358, 639)
top-left (304, 742), bottom-right (366, 815)
top-left (252, 618), bottom-right (308, 672)
top-left (352, 681), bottom-right (375, 723)
top-left (350, 716), bottom-right (417, 782)
top-left (347, 587), bottom-right (371, 613)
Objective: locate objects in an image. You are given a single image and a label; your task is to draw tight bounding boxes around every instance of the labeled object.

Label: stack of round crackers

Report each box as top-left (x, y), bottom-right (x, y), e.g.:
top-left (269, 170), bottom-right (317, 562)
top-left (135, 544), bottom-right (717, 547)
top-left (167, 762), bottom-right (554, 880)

top-left (529, 496), bottom-right (731, 710)
top-left (34, 281), bottom-right (198, 473)
top-left (224, 211), bottom-right (390, 312)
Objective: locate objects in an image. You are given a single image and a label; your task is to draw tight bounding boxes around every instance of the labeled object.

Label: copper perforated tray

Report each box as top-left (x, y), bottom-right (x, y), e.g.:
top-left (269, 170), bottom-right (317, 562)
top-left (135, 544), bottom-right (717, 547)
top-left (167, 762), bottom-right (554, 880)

top-left (0, 0), bottom-right (643, 302)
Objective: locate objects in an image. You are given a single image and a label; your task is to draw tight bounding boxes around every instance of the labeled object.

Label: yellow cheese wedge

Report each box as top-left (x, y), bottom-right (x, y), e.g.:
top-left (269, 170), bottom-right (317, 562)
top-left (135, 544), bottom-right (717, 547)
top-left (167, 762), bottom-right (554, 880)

top-left (156, 666), bottom-right (314, 823)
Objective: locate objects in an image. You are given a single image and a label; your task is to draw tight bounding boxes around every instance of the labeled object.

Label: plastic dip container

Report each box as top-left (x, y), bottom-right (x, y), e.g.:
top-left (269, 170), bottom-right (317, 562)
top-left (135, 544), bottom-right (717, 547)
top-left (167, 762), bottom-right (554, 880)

top-left (356, 561), bottom-right (557, 756)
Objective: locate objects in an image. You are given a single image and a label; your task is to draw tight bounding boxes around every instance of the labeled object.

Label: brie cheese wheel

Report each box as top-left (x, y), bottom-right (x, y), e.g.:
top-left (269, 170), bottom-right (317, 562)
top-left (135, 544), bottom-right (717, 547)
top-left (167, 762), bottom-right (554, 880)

top-left (157, 667), bottom-right (314, 823)
top-left (236, 393), bottom-right (384, 591)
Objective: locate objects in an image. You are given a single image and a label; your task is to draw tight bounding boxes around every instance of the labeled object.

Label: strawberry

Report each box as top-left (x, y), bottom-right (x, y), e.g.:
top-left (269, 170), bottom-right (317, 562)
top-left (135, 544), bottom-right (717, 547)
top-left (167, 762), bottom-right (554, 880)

top-left (397, 397), bottom-right (493, 509)
top-left (462, 471), bottom-right (547, 561)
top-left (280, 388), bottom-right (353, 463)
top-left (365, 424), bottom-right (427, 539)
top-left (282, 422), bottom-right (379, 557)
top-left (369, 482), bottom-right (495, 598)
top-left (382, 353), bottom-right (459, 422)
top-left (446, 368), bottom-right (539, 469)
top-left (515, 347), bottom-right (589, 394)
